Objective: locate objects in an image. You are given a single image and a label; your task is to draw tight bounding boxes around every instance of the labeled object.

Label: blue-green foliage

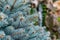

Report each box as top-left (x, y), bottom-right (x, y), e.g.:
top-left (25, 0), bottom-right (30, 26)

top-left (0, 0), bottom-right (51, 40)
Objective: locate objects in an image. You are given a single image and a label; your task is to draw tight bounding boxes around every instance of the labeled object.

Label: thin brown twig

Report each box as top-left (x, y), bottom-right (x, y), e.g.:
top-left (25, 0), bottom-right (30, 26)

top-left (10, 0), bottom-right (17, 11)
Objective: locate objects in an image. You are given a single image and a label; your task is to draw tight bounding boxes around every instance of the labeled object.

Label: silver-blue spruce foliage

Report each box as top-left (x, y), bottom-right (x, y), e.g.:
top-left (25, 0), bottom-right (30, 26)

top-left (0, 0), bottom-right (51, 40)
